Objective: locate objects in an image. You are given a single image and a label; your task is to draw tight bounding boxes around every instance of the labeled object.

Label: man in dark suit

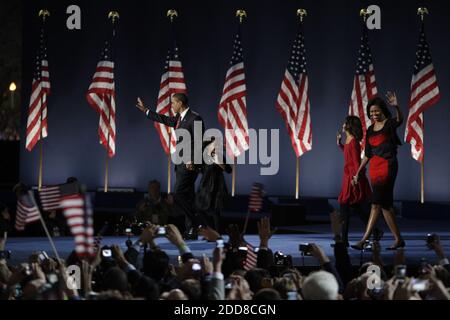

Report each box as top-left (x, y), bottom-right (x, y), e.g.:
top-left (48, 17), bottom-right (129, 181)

top-left (136, 93), bottom-right (205, 239)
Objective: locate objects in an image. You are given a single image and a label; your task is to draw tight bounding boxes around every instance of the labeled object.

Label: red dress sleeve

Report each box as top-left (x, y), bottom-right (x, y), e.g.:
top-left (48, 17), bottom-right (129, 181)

top-left (348, 139), bottom-right (361, 177)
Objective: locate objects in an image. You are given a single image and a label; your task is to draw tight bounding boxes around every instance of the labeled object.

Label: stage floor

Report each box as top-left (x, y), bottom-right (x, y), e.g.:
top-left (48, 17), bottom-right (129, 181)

top-left (5, 218), bottom-right (450, 267)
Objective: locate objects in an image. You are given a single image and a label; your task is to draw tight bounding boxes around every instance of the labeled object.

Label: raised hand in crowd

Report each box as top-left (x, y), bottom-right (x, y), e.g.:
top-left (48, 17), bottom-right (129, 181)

top-left (425, 276), bottom-right (450, 300)
top-left (198, 225), bottom-right (221, 242)
top-left (139, 223), bottom-right (159, 248)
top-left (165, 224), bottom-right (185, 248)
top-left (201, 254), bottom-right (213, 275)
top-left (393, 278), bottom-right (422, 300)
top-left (212, 247), bottom-right (225, 274)
top-left (227, 275), bottom-right (252, 300)
top-left (309, 243), bottom-right (330, 265)
top-left (81, 259), bottom-right (94, 296)
top-left (111, 245), bottom-right (129, 269)
top-left (257, 217), bottom-right (276, 248)
top-left (427, 234), bottom-right (447, 260)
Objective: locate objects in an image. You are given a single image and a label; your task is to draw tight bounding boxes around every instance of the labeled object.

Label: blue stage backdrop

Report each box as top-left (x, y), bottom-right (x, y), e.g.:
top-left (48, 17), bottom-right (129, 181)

top-left (20, 0), bottom-right (450, 201)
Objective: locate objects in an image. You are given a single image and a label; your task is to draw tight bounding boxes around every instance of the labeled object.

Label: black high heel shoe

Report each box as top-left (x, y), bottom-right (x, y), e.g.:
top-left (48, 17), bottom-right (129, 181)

top-left (386, 239), bottom-right (405, 251)
top-left (350, 241), bottom-right (367, 251)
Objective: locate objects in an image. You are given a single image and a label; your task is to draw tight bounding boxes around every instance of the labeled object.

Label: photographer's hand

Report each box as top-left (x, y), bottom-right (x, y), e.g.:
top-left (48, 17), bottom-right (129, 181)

top-left (429, 234), bottom-right (447, 261)
top-left (212, 247), bottom-right (225, 273)
top-left (139, 224), bottom-right (158, 246)
top-left (309, 243), bottom-right (330, 265)
top-left (198, 225), bottom-right (220, 242)
top-left (81, 260), bottom-right (94, 295)
top-left (166, 224), bottom-right (185, 248)
top-left (201, 254), bottom-right (213, 275)
top-left (111, 245), bottom-right (129, 268)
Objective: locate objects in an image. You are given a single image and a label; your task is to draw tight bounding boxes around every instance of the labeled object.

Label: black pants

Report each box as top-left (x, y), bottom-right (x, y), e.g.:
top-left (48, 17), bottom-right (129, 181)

top-left (340, 203), bottom-right (370, 244)
top-left (174, 166), bottom-right (206, 232)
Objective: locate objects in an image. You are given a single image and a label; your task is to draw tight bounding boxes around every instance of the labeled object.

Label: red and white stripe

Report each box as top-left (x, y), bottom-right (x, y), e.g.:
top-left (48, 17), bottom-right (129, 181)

top-left (243, 243), bottom-right (257, 271)
top-left (61, 194), bottom-right (95, 257)
top-left (348, 64), bottom-right (378, 133)
top-left (218, 61), bottom-right (250, 158)
top-left (248, 183), bottom-right (264, 213)
top-left (276, 71), bottom-right (312, 157)
top-left (86, 61), bottom-right (116, 157)
top-left (26, 60), bottom-right (50, 151)
top-left (38, 185), bottom-right (61, 211)
top-left (405, 65), bottom-right (440, 162)
top-left (155, 60), bottom-right (187, 154)
top-left (15, 195), bottom-right (40, 231)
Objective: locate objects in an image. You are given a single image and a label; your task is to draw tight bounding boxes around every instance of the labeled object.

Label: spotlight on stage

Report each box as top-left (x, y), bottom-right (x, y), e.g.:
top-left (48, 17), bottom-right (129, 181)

top-left (9, 82), bottom-right (17, 92)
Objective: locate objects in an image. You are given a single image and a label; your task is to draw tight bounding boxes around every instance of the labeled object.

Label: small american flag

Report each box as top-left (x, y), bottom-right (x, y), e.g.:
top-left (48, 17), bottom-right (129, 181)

top-left (25, 25), bottom-right (51, 151)
top-left (155, 41), bottom-right (187, 154)
top-left (38, 182), bottom-right (80, 211)
top-left (61, 194), bottom-right (95, 258)
top-left (86, 39), bottom-right (116, 158)
top-left (15, 193), bottom-right (40, 231)
top-left (248, 183), bottom-right (264, 213)
top-left (348, 26), bottom-right (378, 138)
top-left (38, 186), bottom-right (61, 211)
top-left (276, 24), bottom-right (312, 157)
top-left (405, 23), bottom-right (440, 162)
top-left (243, 243), bottom-right (257, 271)
top-left (218, 27), bottom-right (250, 158)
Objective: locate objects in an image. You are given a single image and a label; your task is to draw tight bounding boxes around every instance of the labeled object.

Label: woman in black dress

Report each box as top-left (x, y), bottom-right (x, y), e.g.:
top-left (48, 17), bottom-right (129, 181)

top-left (351, 92), bottom-right (405, 250)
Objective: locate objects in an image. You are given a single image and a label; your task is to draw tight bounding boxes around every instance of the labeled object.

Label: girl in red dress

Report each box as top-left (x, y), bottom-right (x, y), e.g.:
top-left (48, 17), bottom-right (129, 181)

top-left (352, 92), bottom-right (405, 250)
top-left (337, 116), bottom-right (373, 246)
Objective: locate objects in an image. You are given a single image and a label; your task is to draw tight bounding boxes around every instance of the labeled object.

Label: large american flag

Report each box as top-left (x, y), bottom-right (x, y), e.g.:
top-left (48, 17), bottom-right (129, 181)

top-left (155, 42), bottom-right (187, 154)
top-left (86, 40), bottom-right (116, 157)
top-left (15, 193), bottom-right (40, 231)
top-left (60, 194), bottom-right (95, 258)
top-left (276, 25), bottom-right (312, 157)
top-left (405, 24), bottom-right (440, 162)
top-left (218, 28), bottom-right (250, 158)
top-left (348, 27), bottom-right (378, 136)
top-left (25, 26), bottom-right (51, 151)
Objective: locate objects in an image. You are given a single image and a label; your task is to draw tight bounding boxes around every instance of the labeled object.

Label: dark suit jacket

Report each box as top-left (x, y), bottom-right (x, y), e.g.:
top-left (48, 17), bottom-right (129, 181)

top-left (146, 108), bottom-right (205, 169)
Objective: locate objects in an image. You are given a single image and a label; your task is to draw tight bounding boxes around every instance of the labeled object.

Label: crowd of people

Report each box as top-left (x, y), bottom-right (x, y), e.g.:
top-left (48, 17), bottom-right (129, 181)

top-left (0, 212), bottom-right (449, 300)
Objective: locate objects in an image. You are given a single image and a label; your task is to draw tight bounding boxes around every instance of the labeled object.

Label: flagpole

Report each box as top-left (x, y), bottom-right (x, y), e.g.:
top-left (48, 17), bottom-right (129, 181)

top-left (167, 145), bottom-right (171, 194)
top-left (166, 10), bottom-right (178, 195)
top-left (421, 156), bottom-right (425, 204)
top-left (294, 9), bottom-right (307, 200)
top-left (232, 157), bottom-right (236, 197)
top-left (28, 190), bottom-right (61, 261)
top-left (242, 210), bottom-right (250, 235)
top-left (37, 9), bottom-right (50, 191)
top-left (103, 11), bottom-right (120, 193)
top-left (231, 10), bottom-right (247, 198)
top-left (417, 7), bottom-right (428, 204)
top-left (295, 157), bottom-right (300, 199)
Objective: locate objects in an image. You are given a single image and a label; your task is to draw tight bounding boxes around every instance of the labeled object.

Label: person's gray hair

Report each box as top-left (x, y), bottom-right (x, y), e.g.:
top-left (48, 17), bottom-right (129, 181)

top-left (302, 271), bottom-right (339, 300)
